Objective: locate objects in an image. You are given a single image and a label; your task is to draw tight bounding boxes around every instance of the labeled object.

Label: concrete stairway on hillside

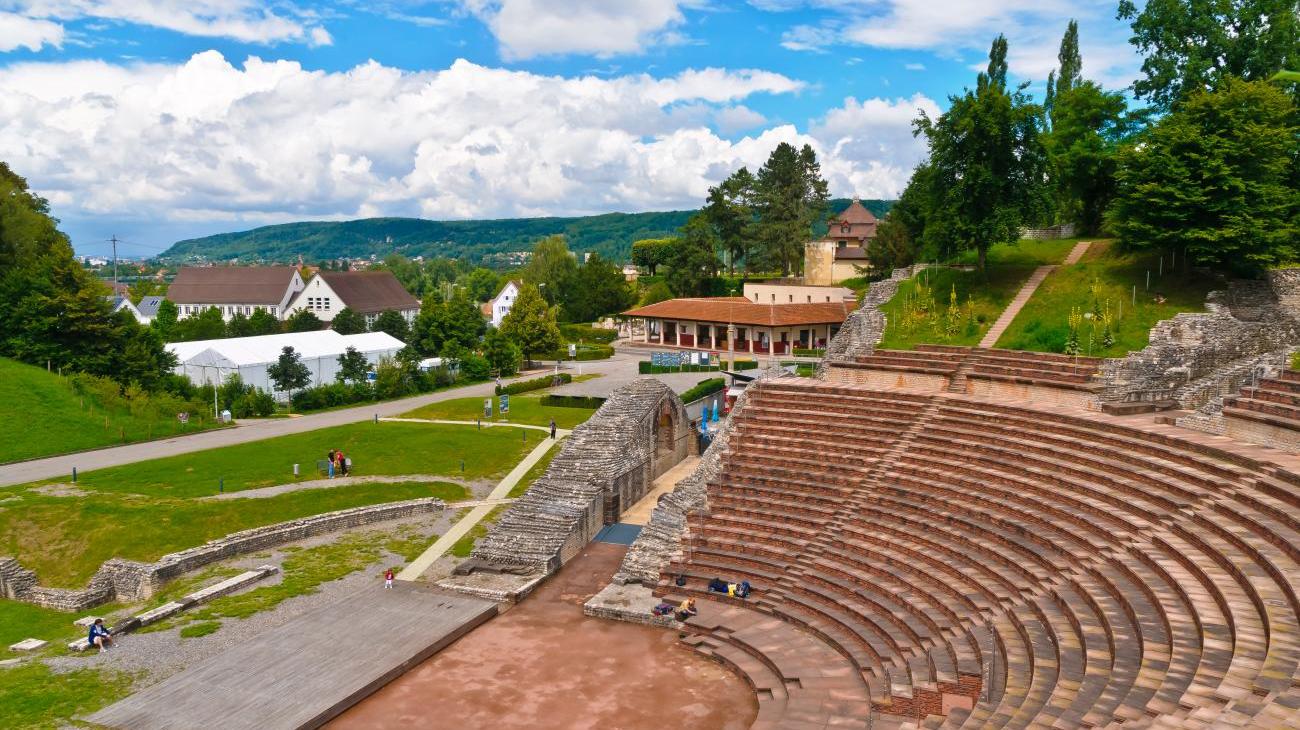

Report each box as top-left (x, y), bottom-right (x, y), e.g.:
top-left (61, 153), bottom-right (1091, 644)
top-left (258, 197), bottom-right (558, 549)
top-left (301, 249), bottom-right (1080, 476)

top-left (977, 241), bottom-right (1091, 349)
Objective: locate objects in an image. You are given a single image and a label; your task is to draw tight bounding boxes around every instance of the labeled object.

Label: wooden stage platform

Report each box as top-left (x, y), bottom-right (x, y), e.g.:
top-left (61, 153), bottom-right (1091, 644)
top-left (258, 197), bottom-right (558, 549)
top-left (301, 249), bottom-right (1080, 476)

top-left (89, 583), bottom-right (497, 730)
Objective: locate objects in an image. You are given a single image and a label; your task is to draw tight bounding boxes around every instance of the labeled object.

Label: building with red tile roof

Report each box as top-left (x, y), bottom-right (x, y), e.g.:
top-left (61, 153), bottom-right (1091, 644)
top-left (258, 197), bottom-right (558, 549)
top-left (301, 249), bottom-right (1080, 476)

top-left (622, 296), bottom-right (852, 354)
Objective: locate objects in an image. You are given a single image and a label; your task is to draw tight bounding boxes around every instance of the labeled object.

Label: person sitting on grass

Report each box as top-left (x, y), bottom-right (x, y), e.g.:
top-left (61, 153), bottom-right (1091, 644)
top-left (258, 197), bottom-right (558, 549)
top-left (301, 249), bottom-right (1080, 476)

top-left (88, 618), bottom-right (114, 652)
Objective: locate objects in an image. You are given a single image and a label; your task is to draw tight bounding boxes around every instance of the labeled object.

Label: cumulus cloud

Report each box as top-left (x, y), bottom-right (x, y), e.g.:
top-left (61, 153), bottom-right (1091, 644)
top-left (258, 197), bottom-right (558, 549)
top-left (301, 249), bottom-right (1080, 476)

top-left (0, 10), bottom-right (63, 50)
top-left (3, 0), bottom-right (330, 46)
top-left (0, 52), bottom-right (935, 233)
top-left (0, 53), bottom-right (931, 233)
top-left (458, 0), bottom-right (688, 59)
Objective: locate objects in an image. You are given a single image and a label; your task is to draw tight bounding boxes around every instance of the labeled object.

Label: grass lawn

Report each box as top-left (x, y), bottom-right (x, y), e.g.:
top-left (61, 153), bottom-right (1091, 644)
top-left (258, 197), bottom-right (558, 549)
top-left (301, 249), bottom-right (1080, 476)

top-left (0, 661), bottom-right (136, 729)
top-left (951, 238), bottom-right (1081, 267)
top-left (0, 600), bottom-right (88, 654)
top-left (402, 393), bottom-right (598, 430)
top-left (0, 481), bottom-right (469, 588)
top-left (450, 505), bottom-right (507, 558)
top-left (876, 265), bottom-right (1035, 350)
top-left (44, 421), bottom-right (532, 499)
top-left (995, 242), bottom-right (1217, 357)
top-left (0, 358), bottom-right (222, 464)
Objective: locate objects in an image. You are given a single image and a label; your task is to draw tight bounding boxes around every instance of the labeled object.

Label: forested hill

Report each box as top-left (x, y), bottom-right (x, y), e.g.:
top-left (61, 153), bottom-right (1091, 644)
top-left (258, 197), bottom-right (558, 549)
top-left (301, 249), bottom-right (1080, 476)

top-left (158, 199), bottom-right (892, 264)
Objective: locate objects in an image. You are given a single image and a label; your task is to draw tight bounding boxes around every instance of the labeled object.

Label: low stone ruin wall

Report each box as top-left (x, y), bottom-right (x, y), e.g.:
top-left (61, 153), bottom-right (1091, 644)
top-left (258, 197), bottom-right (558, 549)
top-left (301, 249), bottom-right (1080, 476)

top-left (1019, 223), bottom-right (1076, 240)
top-left (0, 497), bottom-right (445, 612)
top-left (1098, 275), bottom-right (1300, 409)
top-left (613, 369), bottom-right (783, 586)
top-left (458, 378), bottom-right (691, 577)
top-left (818, 264), bottom-right (930, 376)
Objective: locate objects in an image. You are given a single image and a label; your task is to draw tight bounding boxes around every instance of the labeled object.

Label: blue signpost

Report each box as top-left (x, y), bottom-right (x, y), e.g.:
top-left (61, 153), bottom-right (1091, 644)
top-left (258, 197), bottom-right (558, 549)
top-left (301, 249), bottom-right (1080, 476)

top-left (500, 394), bottom-right (510, 415)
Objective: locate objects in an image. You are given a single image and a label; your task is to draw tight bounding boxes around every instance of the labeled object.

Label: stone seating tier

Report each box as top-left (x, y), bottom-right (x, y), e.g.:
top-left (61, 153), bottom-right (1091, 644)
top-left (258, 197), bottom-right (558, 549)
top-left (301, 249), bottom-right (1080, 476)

top-left (661, 379), bottom-right (1300, 727)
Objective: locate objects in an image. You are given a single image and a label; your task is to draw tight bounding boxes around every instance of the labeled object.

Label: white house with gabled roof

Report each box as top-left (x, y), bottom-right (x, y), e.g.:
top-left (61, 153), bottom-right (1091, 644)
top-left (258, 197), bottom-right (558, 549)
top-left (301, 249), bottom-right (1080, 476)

top-left (485, 280), bottom-right (523, 328)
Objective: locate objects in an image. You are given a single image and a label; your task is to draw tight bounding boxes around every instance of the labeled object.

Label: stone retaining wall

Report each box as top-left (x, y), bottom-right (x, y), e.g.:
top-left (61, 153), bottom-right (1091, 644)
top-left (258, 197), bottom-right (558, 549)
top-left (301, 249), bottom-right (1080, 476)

top-left (459, 378), bottom-right (691, 577)
top-left (1019, 223), bottom-right (1076, 240)
top-left (1098, 277), bottom-right (1300, 408)
top-left (612, 369), bottom-right (784, 586)
top-left (0, 497), bottom-right (444, 612)
top-left (819, 264), bottom-right (931, 376)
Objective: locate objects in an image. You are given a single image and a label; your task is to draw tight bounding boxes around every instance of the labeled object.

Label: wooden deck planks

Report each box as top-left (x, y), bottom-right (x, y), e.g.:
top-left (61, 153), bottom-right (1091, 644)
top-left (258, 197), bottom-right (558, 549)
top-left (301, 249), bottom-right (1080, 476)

top-left (89, 584), bottom-right (497, 730)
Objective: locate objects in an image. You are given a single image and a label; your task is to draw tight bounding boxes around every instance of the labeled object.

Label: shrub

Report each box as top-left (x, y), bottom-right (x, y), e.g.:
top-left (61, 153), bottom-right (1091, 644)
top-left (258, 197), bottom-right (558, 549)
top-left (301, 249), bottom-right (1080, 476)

top-left (497, 373), bottom-right (572, 395)
top-left (547, 343), bottom-right (614, 361)
top-left (679, 378), bottom-right (725, 404)
top-left (558, 323), bottom-right (618, 344)
top-left (792, 347), bottom-right (825, 357)
top-left (636, 358), bottom-right (758, 374)
top-left (460, 353), bottom-right (492, 382)
top-left (539, 394), bottom-right (606, 409)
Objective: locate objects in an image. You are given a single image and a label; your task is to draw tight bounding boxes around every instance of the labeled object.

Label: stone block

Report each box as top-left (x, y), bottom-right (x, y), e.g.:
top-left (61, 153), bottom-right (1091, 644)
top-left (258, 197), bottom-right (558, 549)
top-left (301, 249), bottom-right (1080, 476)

top-left (135, 601), bottom-right (186, 627)
top-left (67, 639), bottom-right (89, 652)
top-left (8, 638), bottom-right (47, 652)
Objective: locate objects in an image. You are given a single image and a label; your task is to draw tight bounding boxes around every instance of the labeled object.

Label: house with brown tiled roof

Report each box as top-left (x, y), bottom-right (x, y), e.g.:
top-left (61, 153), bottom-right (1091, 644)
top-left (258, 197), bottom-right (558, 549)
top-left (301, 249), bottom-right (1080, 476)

top-left (166, 266), bottom-right (305, 321)
top-left (804, 197), bottom-right (880, 285)
top-left (623, 296), bottom-right (852, 354)
top-left (285, 270), bottom-right (420, 327)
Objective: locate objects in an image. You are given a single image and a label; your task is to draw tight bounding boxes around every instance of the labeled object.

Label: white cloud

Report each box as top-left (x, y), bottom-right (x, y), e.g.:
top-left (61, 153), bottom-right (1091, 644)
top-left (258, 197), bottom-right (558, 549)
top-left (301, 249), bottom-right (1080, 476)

top-left (308, 25), bottom-right (332, 46)
top-left (812, 93), bottom-right (938, 198)
top-left (763, 0), bottom-right (1140, 87)
top-left (0, 10), bottom-right (63, 50)
top-left (0, 53), bottom-right (929, 235)
top-left (904, 62), bottom-right (924, 71)
top-left (4, 0), bottom-right (330, 46)
top-left (459, 0), bottom-right (687, 59)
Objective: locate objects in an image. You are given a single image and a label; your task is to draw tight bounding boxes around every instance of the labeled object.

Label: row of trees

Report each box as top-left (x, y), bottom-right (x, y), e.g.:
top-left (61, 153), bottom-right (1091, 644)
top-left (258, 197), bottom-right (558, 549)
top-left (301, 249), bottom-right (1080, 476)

top-left (878, 4), bottom-right (1298, 275)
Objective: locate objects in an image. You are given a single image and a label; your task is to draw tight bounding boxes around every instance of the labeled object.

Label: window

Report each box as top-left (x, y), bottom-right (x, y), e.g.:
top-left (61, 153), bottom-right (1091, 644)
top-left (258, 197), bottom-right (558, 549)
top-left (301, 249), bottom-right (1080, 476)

top-left (841, 224), bottom-right (850, 234)
top-left (806, 296), bottom-right (812, 303)
top-left (788, 295), bottom-right (793, 302)
top-left (323, 298), bottom-right (331, 311)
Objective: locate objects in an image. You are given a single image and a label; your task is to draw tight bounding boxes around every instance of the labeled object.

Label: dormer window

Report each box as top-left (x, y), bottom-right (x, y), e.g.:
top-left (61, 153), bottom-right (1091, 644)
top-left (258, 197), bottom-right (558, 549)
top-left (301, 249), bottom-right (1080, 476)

top-left (840, 224), bottom-right (851, 234)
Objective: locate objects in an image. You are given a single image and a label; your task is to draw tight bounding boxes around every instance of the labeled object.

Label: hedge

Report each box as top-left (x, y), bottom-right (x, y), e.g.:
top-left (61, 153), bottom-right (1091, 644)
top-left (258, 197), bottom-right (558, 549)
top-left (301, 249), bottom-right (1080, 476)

top-left (558, 323), bottom-right (618, 344)
top-left (546, 343), bottom-right (614, 361)
top-left (539, 394), bottom-right (606, 409)
top-left (496, 372), bottom-right (571, 395)
top-left (637, 359), bottom-right (759, 374)
top-left (792, 348), bottom-right (825, 357)
top-left (679, 378), bottom-right (725, 404)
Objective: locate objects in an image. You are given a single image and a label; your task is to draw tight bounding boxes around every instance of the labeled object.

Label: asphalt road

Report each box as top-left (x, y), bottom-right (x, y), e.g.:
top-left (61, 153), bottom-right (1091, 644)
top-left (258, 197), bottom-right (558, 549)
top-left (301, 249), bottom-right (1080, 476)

top-left (0, 348), bottom-right (745, 487)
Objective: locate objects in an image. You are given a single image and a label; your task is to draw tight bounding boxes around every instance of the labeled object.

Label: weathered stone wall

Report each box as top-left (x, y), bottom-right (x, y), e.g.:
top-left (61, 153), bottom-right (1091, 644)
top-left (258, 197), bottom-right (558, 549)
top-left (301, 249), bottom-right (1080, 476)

top-left (818, 264), bottom-right (931, 376)
top-left (464, 378), bottom-right (691, 575)
top-left (613, 368), bottom-right (785, 585)
top-left (1020, 223), bottom-right (1076, 240)
top-left (0, 497), bottom-right (445, 612)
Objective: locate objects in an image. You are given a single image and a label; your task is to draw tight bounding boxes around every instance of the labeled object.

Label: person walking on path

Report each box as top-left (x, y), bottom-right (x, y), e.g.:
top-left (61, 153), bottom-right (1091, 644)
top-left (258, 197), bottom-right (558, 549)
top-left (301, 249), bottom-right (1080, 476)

top-left (384, 567), bottom-right (394, 589)
top-left (549, 418), bottom-right (557, 440)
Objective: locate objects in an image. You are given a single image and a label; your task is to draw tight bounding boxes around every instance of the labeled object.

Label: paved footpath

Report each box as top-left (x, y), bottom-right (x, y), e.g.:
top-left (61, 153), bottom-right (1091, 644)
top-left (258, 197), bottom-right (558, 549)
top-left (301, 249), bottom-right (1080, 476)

top-left (978, 240), bottom-right (1092, 348)
top-left (0, 354), bottom-right (654, 488)
top-left (397, 426), bottom-right (570, 581)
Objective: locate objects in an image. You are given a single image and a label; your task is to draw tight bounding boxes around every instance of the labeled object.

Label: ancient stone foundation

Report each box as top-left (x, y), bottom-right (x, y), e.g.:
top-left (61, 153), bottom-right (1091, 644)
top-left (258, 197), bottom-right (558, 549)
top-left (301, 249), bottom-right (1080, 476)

top-left (0, 497), bottom-right (445, 612)
top-left (455, 378), bottom-right (690, 578)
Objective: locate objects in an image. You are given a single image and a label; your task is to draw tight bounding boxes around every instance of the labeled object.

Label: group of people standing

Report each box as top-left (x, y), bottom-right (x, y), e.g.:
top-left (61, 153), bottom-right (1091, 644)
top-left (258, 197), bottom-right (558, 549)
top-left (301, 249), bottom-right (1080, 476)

top-left (326, 449), bottom-right (350, 478)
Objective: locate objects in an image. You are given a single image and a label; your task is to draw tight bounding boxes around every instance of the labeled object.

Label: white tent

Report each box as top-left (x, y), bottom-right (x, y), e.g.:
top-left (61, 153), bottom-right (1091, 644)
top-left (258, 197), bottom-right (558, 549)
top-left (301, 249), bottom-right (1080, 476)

top-left (167, 330), bottom-right (406, 397)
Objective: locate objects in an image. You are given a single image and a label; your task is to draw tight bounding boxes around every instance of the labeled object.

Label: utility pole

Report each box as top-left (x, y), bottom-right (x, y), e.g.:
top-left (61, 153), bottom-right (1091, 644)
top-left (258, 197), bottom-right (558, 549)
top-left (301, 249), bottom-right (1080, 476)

top-left (109, 234), bottom-right (120, 289)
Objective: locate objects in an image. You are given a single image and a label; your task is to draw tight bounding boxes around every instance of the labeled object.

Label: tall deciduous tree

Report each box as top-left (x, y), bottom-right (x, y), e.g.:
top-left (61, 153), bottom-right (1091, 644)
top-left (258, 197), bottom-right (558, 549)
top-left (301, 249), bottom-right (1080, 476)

top-left (703, 167), bottom-right (757, 275)
top-left (284, 309), bottom-right (323, 333)
top-left (1109, 79), bottom-right (1298, 272)
top-left (1119, 0), bottom-right (1300, 111)
top-left (915, 35), bottom-right (1052, 271)
top-left (631, 238), bottom-right (675, 276)
top-left (462, 268), bottom-right (501, 302)
top-left (330, 306), bottom-right (367, 335)
top-left (247, 308), bottom-right (280, 335)
top-left (173, 307), bottom-right (227, 341)
top-left (522, 235), bottom-right (577, 306)
top-left (372, 310), bottom-right (411, 342)
top-left (267, 346), bottom-right (312, 409)
top-left (1047, 82), bottom-right (1136, 235)
top-left (500, 283), bottom-right (560, 366)
top-left (752, 142), bottom-right (830, 276)
top-left (482, 327), bottom-right (522, 376)
top-left (665, 215), bottom-right (721, 297)
top-left (151, 299), bottom-right (179, 340)
top-left (336, 346), bottom-right (370, 383)
top-left (564, 253), bottom-right (634, 323)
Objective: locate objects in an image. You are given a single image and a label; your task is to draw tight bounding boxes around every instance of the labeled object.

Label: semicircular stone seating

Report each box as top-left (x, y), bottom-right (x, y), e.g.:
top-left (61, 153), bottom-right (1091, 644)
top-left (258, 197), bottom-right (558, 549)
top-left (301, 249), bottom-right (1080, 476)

top-left (657, 378), bottom-right (1300, 729)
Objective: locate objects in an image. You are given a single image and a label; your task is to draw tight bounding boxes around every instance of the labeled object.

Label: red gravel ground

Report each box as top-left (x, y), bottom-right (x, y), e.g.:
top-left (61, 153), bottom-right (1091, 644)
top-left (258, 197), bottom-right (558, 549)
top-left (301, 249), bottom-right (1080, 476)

top-left (329, 542), bottom-right (757, 730)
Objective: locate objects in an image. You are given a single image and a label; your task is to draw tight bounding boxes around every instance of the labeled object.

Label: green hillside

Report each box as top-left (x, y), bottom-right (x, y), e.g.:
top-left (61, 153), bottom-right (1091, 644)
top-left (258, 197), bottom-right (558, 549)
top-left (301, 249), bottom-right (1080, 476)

top-left (0, 358), bottom-right (217, 463)
top-left (158, 199), bottom-right (892, 264)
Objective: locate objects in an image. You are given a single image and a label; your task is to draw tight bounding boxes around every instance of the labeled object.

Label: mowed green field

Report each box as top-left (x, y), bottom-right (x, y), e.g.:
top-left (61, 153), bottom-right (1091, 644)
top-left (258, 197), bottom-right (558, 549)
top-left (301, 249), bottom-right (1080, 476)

top-left (0, 422), bottom-right (533, 587)
top-left (995, 242), bottom-right (1217, 357)
top-left (0, 358), bottom-right (220, 464)
top-left (402, 392), bottom-right (599, 430)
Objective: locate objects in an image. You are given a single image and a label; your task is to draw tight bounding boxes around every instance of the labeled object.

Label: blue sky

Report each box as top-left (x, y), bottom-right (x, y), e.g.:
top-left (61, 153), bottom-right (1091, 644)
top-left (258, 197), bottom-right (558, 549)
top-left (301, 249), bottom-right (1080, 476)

top-left (0, 1), bottom-right (1143, 256)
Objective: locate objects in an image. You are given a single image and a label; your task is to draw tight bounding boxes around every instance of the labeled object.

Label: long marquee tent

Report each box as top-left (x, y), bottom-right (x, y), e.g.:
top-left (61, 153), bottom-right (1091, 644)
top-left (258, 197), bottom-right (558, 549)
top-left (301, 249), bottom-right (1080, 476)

top-left (167, 330), bottom-right (406, 396)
